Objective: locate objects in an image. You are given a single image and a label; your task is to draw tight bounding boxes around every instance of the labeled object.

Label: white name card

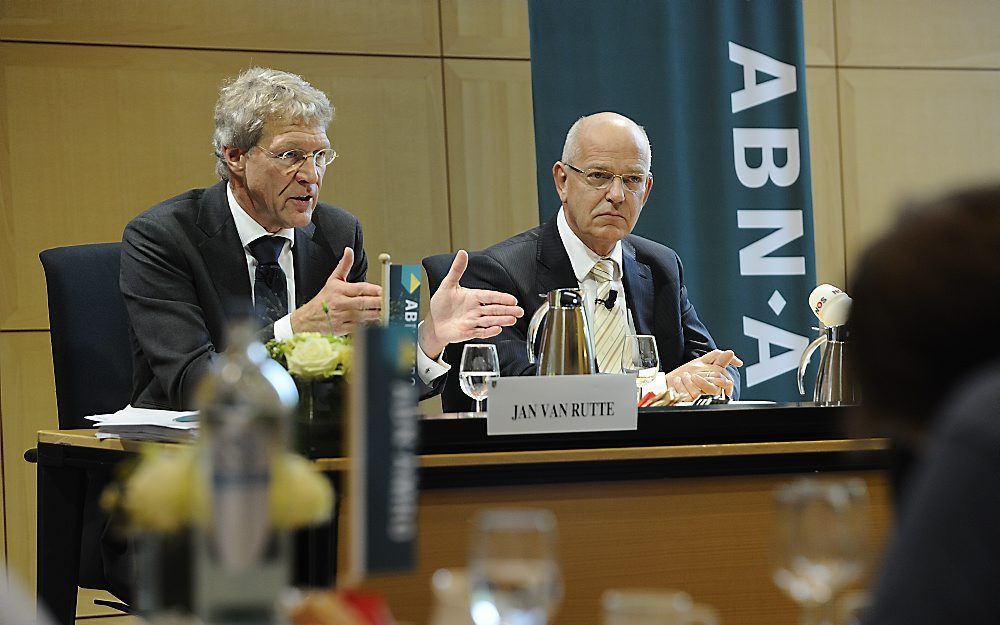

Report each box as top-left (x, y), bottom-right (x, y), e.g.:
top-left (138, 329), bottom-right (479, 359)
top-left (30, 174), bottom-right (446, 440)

top-left (486, 374), bottom-right (638, 436)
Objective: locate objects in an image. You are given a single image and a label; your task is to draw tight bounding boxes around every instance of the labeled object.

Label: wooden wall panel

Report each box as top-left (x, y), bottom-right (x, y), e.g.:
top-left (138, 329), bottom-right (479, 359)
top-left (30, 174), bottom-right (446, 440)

top-left (444, 59), bottom-right (538, 252)
top-left (0, 331), bottom-right (58, 594)
top-left (0, 403), bottom-right (5, 566)
top-left (363, 471), bottom-right (891, 625)
top-left (805, 67), bottom-right (846, 288)
top-left (0, 43), bottom-right (449, 330)
top-left (836, 0), bottom-right (1000, 69)
top-left (0, 0), bottom-right (440, 56)
top-left (441, 0), bottom-right (530, 59)
top-left (838, 68), bottom-right (1000, 278)
top-left (803, 0), bottom-right (836, 67)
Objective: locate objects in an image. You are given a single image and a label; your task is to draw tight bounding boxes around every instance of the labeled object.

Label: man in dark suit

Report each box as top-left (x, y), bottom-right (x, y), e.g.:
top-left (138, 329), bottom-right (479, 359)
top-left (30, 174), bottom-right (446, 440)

top-left (122, 67), bottom-right (522, 411)
top-left (434, 112), bottom-right (741, 412)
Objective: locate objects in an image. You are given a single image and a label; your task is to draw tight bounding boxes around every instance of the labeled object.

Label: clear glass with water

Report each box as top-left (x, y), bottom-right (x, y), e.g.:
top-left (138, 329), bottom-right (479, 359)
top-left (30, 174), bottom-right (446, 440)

top-left (468, 509), bottom-right (563, 625)
top-left (460, 344), bottom-right (500, 413)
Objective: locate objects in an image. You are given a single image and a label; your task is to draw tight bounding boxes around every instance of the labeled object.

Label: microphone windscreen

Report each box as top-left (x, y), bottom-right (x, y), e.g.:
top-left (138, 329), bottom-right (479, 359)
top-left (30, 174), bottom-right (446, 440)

top-left (808, 283), bottom-right (852, 326)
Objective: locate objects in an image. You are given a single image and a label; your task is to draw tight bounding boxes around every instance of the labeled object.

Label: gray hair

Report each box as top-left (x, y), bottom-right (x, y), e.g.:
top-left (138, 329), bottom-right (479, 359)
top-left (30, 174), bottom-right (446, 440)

top-left (212, 67), bottom-right (334, 180)
top-left (560, 113), bottom-right (652, 168)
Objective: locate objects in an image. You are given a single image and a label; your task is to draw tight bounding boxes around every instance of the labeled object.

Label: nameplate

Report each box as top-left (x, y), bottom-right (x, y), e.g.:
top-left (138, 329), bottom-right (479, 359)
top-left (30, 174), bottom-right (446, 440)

top-left (487, 374), bottom-right (637, 435)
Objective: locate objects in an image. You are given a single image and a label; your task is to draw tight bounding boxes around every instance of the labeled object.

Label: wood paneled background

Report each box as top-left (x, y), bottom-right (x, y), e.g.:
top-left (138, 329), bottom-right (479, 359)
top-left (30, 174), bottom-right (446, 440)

top-left (1, 0), bottom-right (997, 614)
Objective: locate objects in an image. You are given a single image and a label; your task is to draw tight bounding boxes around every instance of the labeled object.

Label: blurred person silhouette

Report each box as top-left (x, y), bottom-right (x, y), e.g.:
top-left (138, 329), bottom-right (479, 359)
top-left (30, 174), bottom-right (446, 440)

top-left (849, 183), bottom-right (1000, 624)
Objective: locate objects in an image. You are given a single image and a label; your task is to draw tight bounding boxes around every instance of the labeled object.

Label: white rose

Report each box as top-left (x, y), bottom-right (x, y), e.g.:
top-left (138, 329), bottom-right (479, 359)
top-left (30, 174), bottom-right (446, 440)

top-left (286, 335), bottom-right (338, 379)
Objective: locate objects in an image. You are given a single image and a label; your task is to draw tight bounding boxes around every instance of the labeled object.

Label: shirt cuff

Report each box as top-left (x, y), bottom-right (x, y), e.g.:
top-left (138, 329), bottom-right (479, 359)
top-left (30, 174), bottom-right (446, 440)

top-left (416, 323), bottom-right (451, 384)
top-left (273, 314), bottom-right (294, 341)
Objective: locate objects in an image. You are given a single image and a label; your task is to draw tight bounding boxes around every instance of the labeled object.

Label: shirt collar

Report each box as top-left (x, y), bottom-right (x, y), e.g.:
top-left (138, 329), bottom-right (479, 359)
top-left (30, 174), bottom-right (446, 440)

top-left (556, 207), bottom-right (623, 281)
top-left (227, 183), bottom-right (295, 249)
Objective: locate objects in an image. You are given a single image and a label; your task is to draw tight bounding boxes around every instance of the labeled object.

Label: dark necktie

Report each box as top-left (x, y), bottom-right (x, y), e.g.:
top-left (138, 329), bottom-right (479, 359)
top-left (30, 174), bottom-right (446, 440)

top-left (248, 235), bottom-right (289, 325)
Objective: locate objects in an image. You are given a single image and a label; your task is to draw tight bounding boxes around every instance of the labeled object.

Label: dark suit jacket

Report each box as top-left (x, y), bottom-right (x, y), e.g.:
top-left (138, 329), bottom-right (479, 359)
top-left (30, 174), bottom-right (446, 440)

top-left (121, 180), bottom-right (367, 410)
top-left (434, 217), bottom-right (740, 412)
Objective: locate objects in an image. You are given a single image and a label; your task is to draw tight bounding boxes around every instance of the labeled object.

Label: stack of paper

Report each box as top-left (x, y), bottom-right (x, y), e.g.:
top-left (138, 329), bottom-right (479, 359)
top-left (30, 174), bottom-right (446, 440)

top-left (86, 406), bottom-right (199, 443)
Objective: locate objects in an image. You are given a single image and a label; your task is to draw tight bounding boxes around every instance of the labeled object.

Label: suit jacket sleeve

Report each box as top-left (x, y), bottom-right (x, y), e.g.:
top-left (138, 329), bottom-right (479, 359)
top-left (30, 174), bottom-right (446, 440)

top-left (121, 213), bottom-right (221, 409)
top-left (672, 255), bottom-right (742, 399)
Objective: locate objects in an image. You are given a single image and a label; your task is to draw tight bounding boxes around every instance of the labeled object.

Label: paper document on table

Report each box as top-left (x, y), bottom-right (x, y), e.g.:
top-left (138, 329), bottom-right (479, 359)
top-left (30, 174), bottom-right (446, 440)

top-left (87, 405), bottom-right (199, 442)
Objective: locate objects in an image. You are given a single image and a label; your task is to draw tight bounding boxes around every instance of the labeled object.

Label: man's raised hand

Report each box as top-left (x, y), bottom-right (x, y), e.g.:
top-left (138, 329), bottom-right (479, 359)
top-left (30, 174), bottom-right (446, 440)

top-left (290, 247), bottom-right (382, 334)
top-left (419, 250), bottom-right (524, 359)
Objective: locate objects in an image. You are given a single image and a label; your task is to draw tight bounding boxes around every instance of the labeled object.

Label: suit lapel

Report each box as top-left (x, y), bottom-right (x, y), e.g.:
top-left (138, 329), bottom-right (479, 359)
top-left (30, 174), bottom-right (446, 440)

top-left (196, 182), bottom-right (252, 317)
top-left (622, 238), bottom-right (654, 335)
top-left (535, 217), bottom-right (578, 297)
top-left (293, 220), bottom-right (324, 308)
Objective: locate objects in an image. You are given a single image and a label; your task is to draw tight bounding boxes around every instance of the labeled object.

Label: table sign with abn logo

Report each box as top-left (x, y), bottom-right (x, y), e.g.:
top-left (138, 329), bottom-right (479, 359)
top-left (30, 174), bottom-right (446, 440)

top-left (486, 374), bottom-right (638, 435)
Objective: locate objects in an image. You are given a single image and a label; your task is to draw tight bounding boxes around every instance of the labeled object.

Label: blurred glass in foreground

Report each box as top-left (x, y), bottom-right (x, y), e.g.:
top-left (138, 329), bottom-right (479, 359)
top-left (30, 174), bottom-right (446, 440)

top-left (468, 509), bottom-right (563, 625)
top-left (772, 478), bottom-right (870, 625)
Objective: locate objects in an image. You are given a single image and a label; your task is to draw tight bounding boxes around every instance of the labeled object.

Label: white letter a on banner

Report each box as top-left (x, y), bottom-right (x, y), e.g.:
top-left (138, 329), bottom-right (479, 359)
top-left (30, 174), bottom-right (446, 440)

top-left (729, 42), bottom-right (797, 113)
top-left (742, 317), bottom-right (809, 387)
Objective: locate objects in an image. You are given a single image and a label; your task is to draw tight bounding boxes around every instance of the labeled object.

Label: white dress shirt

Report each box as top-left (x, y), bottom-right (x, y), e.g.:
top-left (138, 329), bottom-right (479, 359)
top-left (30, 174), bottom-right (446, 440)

top-left (227, 184), bottom-right (296, 340)
top-left (556, 208), bottom-right (636, 334)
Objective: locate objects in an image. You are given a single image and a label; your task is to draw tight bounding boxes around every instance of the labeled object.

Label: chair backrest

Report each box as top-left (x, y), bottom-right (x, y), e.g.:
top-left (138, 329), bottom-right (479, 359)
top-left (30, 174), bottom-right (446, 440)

top-left (40, 243), bottom-right (133, 429)
top-left (422, 252), bottom-right (457, 297)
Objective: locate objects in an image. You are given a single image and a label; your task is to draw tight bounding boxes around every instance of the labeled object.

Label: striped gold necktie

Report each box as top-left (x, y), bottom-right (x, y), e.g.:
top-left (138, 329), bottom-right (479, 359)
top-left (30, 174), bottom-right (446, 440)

top-left (590, 259), bottom-right (626, 373)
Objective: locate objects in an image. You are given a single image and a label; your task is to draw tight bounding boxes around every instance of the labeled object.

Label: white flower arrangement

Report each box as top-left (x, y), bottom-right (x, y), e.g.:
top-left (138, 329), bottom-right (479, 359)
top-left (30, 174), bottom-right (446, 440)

top-left (267, 333), bottom-right (352, 380)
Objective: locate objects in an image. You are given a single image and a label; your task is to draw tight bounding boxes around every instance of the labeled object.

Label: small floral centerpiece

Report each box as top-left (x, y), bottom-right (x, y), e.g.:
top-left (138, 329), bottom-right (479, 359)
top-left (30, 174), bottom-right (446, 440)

top-left (266, 333), bottom-right (353, 458)
top-left (266, 332), bottom-right (352, 380)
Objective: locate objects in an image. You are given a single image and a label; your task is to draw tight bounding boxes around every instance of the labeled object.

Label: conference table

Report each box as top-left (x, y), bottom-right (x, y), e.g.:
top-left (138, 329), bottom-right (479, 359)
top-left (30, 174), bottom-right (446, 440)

top-left (35, 403), bottom-right (892, 625)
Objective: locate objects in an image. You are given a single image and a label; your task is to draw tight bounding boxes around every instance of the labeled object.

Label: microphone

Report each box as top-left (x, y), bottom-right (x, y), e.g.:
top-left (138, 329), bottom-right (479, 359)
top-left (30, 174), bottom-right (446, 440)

top-left (808, 284), bottom-right (852, 327)
top-left (596, 289), bottom-right (618, 310)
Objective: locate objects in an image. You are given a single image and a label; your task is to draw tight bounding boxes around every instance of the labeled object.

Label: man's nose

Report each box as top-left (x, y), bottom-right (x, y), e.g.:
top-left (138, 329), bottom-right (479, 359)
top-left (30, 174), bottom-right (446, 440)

top-left (605, 176), bottom-right (627, 204)
top-left (295, 156), bottom-right (321, 184)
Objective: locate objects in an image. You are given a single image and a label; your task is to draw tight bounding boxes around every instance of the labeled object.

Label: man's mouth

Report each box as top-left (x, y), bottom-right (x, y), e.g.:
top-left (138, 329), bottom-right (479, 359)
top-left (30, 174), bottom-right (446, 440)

top-left (289, 195), bottom-right (313, 210)
top-left (595, 212), bottom-right (626, 222)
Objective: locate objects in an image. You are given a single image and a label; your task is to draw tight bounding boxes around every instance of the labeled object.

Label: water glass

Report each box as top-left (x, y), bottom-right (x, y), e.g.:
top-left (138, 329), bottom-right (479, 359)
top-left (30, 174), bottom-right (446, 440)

top-left (468, 509), bottom-right (563, 625)
top-left (772, 478), bottom-right (870, 625)
top-left (460, 344), bottom-right (500, 413)
top-left (623, 335), bottom-right (659, 397)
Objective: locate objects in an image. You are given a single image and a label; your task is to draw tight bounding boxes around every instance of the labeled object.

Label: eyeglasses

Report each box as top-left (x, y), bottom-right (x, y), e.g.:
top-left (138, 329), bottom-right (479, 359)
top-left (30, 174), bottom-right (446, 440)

top-left (255, 146), bottom-right (338, 172)
top-left (563, 162), bottom-right (649, 194)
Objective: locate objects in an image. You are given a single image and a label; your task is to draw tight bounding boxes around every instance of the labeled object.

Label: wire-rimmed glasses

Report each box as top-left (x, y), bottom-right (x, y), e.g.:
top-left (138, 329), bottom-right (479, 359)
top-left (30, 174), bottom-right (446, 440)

top-left (255, 146), bottom-right (338, 173)
top-left (562, 162), bottom-right (650, 194)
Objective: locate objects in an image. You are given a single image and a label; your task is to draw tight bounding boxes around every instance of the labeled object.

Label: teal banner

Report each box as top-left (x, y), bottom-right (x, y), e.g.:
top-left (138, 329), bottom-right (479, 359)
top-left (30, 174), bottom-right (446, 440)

top-left (528, 0), bottom-right (817, 400)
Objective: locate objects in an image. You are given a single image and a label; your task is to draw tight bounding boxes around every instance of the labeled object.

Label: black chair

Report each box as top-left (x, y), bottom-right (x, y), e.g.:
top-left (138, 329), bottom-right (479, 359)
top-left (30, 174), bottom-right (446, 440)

top-left (38, 243), bottom-right (133, 607)
top-left (39, 243), bottom-right (133, 430)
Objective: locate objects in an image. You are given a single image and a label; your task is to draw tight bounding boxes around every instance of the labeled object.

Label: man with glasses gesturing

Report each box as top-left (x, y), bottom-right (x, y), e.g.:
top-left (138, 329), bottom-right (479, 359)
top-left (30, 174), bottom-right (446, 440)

top-left (121, 67), bottom-right (522, 411)
top-left (435, 112), bottom-right (742, 412)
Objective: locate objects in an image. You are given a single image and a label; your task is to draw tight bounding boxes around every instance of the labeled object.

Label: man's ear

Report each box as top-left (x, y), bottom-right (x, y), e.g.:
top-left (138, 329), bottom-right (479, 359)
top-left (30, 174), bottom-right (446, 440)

top-left (223, 146), bottom-right (245, 178)
top-left (552, 161), bottom-right (569, 203)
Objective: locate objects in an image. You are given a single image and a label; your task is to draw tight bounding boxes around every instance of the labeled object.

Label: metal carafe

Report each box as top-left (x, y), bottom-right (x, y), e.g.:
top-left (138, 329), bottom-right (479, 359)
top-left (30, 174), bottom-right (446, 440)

top-left (526, 288), bottom-right (597, 375)
top-left (797, 325), bottom-right (859, 406)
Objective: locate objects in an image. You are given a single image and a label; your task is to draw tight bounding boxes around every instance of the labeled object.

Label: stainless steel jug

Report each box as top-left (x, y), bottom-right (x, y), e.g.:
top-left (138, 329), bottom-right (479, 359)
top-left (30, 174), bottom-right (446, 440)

top-left (797, 325), bottom-right (859, 406)
top-left (526, 288), bottom-right (597, 375)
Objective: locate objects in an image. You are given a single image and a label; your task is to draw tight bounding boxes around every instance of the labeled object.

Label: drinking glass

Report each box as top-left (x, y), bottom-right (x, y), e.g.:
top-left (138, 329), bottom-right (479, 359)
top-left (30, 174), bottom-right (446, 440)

top-left (460, 344), bottom-right (500, 413)
top-left (468, 509), bottom-right (563, 625)
top-left (772, 478), bottom-right (870, 625)
top-left (623, 335), bottom-right (659, 398)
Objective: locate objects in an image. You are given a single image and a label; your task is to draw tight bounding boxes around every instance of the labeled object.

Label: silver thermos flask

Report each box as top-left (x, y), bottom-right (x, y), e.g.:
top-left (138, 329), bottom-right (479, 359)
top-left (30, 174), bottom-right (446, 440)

top-left (526, 288), bottom-right (598, 375)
